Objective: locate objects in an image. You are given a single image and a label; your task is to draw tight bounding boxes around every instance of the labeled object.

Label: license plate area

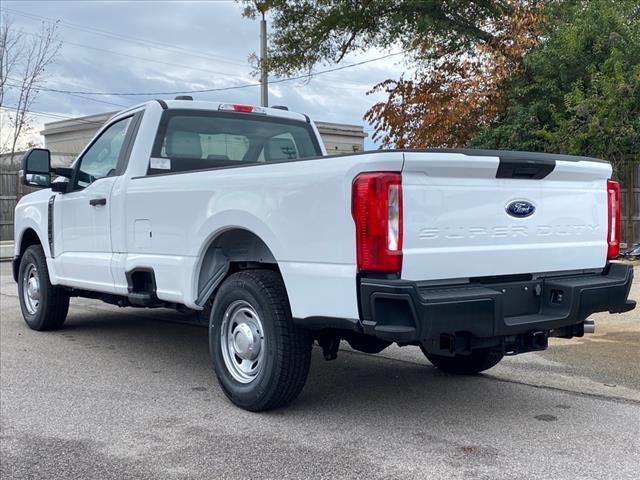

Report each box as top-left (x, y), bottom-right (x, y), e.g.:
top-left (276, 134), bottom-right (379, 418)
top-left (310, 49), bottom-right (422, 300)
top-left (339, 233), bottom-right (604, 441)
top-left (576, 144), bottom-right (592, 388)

top-left (487, 280), bottom-right (542, 317)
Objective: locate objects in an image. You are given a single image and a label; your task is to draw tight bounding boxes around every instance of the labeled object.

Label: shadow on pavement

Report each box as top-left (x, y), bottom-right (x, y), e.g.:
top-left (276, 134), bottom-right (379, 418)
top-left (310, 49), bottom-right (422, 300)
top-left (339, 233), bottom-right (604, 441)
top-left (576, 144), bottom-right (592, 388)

top-left (56, 305), bottom-right (583, 422)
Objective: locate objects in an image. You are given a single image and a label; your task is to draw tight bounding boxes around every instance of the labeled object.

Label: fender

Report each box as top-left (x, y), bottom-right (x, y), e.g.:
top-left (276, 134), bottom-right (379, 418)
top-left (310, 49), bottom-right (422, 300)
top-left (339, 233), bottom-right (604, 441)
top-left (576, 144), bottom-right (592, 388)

top-left (191, 210), bottom-right (285, 306)
top-left (13, 187), bottom-right (56, 253)
top-left (13, 193), bottom-right (58, 284)
top-left (193, 209), bottom-right (284, 260)
top-left (15, 206), bottom-right (48, 253)
top-left (15, 221), bottom-right (46, 255)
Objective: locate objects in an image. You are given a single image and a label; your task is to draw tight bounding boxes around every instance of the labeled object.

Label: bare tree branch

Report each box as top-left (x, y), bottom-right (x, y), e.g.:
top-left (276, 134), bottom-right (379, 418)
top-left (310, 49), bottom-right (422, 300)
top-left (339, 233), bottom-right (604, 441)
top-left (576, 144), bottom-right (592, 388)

top-left (0, 16), bottom-right (24, 108)
top-left (0, 15), bottom-right (61, 161)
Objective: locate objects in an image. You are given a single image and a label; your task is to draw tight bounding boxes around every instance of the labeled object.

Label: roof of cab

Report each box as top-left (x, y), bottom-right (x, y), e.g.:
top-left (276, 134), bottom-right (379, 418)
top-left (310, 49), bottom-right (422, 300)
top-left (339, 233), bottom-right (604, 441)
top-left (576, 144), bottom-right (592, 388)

top-left (155, 99), bottom-right (310, 123)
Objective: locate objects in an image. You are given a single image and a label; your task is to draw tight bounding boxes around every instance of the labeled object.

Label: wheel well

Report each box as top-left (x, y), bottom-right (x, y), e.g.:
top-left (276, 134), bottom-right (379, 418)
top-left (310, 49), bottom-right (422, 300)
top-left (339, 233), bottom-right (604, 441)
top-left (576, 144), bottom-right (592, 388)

top-left (196, 229), bottom-right (278, 306)
top-left (19, 228), bottom-right (42, 255)
top-left (13, 228), bottom-right (42, 282)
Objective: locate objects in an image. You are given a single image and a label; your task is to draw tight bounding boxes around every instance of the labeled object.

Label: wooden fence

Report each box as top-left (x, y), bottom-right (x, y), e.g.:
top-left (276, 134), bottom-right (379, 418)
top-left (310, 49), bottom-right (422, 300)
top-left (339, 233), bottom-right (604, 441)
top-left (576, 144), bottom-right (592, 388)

top-left (619, 160), bottom-right (639, 249)
top-left (0, 173), bottom-right (36, 241)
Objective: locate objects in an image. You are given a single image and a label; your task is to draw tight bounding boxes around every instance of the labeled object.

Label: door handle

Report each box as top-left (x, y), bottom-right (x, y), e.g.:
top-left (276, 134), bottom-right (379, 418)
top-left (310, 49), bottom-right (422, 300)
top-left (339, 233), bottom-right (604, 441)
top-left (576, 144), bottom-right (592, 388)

top-left (89, 197), bottom-right (107, 207)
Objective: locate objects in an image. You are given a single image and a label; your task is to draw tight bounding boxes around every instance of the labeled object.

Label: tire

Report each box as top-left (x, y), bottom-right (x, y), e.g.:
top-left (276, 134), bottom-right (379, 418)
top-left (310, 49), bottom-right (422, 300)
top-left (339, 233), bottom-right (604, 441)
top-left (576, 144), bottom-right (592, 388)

top-left (18, 245), bottom-right (70, 331)
top-left (421, 346), bottom-right (504, 375)
top-left (209, 269), bottom-right (312, 411)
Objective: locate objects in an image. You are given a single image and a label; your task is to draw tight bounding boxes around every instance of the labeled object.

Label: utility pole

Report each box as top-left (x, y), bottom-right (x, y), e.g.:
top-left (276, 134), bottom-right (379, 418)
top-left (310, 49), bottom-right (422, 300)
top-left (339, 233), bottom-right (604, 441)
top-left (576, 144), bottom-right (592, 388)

top-left (259, 9), bottom-right (268, 107)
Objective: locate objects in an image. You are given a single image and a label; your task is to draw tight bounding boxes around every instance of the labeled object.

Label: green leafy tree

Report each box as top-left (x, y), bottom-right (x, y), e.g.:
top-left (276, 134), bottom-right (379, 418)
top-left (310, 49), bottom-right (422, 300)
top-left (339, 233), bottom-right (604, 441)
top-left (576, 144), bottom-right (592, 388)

top-left (470, 0), bottom-right (640, 169)
top-left (241, 0), bottom-right (514, 75)
top-left (241, 0), bottom-right (545, 148)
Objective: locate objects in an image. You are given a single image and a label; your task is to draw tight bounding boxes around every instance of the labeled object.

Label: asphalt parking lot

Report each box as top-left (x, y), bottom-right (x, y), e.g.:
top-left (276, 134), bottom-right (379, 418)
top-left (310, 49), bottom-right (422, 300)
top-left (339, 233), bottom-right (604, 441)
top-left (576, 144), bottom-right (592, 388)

top-left (1, 262), bottom-right (639, 479)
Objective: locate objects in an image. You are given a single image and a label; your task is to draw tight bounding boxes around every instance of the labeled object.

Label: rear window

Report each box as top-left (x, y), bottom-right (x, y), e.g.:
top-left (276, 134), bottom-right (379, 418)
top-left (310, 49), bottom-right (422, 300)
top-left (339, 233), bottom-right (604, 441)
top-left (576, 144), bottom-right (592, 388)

top-left (148, 110), bottom-right (322, 175)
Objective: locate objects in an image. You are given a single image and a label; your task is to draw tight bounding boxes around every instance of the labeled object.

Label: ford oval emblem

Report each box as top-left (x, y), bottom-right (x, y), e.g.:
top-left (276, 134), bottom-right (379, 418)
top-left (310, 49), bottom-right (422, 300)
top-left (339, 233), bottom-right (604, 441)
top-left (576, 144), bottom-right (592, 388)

top-left (506, 200), bottom-right (536, 218)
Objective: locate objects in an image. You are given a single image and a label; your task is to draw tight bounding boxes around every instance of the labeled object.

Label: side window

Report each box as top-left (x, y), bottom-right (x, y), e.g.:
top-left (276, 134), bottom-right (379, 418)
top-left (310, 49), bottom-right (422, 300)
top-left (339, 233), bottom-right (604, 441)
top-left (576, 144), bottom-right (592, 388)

top-left (76, 116), bottom-right (132, 188)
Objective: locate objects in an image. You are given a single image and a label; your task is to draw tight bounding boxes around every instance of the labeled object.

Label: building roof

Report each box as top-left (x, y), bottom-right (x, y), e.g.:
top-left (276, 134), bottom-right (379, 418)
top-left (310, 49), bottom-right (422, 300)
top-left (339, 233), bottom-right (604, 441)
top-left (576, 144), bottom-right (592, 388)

top-left (40, 111), bottom-right (116, 136)
top-left (314, 121), bottom-right (368, 138)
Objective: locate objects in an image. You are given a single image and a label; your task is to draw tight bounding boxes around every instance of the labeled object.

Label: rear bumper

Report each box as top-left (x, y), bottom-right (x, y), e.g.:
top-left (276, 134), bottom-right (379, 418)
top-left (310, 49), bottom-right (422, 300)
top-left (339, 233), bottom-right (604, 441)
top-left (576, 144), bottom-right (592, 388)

top-left (359, 263), bottom-right (635, 350)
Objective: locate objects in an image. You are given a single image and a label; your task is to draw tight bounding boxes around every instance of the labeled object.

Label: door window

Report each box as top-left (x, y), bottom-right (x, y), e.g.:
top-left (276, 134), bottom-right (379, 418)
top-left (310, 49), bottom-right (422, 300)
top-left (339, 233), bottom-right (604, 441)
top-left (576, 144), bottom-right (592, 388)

top-left (76, 116), bottom-right (132, 188)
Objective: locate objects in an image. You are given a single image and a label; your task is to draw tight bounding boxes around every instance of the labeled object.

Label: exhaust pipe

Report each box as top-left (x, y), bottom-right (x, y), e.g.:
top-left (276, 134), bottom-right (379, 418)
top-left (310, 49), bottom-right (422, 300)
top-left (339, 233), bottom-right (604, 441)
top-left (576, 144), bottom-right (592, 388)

top-left (583, 319), bottom-right (595, 334)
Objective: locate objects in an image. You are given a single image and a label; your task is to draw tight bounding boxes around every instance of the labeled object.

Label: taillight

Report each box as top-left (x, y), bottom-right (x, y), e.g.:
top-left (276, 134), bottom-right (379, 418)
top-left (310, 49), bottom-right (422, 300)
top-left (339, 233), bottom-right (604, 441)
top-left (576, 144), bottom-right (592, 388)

top-left (607, 179), bottom-right (621, 259)
top-left (218, 103), bottom-right (266, 114)
top-left (352, 172), bottom-right (403, 273)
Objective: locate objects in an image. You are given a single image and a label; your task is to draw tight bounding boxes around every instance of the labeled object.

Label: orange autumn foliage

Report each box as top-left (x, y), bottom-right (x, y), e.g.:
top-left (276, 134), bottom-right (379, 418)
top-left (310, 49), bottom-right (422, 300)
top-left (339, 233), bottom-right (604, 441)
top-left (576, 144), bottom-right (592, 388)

top-left (365, 2), bottom-right (546, 148)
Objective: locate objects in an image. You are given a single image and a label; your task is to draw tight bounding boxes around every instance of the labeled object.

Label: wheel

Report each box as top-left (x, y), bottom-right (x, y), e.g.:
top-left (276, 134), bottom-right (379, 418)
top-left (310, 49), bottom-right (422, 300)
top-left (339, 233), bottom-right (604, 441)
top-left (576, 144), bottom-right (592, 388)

top-left (209, 270), bottom-right (312, 411)
top-left (421, 346), bottom-right (504, 375)
top-left (18, 245), bottom-right (70, 331)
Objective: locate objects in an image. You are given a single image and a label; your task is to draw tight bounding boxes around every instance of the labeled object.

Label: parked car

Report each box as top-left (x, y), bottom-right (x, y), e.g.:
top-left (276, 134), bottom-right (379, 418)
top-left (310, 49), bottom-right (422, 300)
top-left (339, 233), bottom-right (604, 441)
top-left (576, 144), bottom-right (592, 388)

top-left (13, 99), bottom-right (635, 411)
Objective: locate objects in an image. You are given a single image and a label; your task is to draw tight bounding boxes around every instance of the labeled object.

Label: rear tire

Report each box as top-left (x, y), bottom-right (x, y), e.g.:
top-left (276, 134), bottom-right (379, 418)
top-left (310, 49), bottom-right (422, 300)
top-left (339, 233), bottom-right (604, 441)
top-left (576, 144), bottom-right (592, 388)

top-left (18, 245), bottom-right (69, 331)
top-left (421, 346), bottom-right (503, 375)
top-left (209, 270), bottom-right (312, 411)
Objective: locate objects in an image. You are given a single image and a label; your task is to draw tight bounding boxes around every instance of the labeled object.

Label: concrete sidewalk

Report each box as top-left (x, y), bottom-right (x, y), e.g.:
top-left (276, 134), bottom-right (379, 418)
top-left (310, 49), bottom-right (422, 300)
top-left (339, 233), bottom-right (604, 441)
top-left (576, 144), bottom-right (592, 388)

top-left (0, 241), bottom-right (13, 261)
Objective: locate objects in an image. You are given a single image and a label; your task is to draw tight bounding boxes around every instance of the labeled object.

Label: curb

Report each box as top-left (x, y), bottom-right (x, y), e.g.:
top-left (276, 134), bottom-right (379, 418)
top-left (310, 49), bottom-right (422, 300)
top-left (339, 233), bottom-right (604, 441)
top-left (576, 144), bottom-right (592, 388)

top-left (0, 241), bottom-right (14, 262)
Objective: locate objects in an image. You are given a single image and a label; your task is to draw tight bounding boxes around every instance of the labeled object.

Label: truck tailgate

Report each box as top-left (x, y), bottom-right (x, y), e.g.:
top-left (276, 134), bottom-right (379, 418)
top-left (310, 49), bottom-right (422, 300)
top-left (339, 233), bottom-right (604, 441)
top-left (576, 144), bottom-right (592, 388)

top-left (401, 151), bottom-right (612, 281)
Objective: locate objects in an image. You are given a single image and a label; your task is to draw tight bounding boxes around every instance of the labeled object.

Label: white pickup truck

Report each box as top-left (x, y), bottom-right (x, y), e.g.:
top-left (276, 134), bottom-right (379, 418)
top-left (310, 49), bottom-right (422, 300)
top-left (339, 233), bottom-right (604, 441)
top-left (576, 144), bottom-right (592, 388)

top-left (13, 98), bottom-right (635, 411)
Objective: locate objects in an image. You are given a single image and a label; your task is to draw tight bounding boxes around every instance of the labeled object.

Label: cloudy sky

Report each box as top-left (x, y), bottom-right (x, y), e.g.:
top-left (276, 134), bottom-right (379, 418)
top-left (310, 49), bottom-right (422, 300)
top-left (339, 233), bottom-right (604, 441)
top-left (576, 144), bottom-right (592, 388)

top-left (1, 0), bottom-right (410, 151)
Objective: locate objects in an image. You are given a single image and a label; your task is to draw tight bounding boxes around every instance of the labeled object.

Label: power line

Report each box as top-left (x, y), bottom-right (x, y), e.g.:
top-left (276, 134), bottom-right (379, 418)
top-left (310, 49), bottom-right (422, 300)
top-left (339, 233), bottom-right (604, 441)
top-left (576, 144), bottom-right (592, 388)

top-left (299, 78), bottom-right (379, 90)
top-left (52, 90), bottom-right (128, 108)
top-left (2, 7), bottom-right (405, 102)
top-left (19, 29), bottom-right (252, 79)
top-left (4, 81), bottom-right (129, 108)
top-left (2, 7), bottom-right (251, 68)
top-left (1, 105), bottom-right (109, 127)
top-left (4, 7), bottom-right (396, 88)
top-left (20, 51), bottom-right (406, 97)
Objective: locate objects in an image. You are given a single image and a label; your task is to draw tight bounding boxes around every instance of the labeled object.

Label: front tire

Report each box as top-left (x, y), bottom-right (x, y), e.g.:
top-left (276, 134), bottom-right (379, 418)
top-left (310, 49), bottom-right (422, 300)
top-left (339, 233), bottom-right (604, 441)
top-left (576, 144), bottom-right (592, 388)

top-left (18, 245), bottom-right (69, 331)
top-left (209, 270), bottom-right (312, 411)
top-left (421, 347), bottom-right (504, 375)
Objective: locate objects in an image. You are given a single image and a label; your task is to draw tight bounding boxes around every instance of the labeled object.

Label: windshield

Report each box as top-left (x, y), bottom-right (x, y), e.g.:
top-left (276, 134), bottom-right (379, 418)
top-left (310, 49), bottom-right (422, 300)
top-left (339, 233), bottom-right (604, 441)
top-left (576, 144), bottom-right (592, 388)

top-left (149, 110), bottom-right (322, 175)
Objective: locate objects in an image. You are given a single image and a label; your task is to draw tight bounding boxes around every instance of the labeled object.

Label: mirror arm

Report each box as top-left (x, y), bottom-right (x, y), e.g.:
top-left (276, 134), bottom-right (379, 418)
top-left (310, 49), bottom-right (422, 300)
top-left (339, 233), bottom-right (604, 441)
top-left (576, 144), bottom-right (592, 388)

top-left (51, 181), bottom-right (69, 194)
top-left (51, 167), bottom-right (74, 178)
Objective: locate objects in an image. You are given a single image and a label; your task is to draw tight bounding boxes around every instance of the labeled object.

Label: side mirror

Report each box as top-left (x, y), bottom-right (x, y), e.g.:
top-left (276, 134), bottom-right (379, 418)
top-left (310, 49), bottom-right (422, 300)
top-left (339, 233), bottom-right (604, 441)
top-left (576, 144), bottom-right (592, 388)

top-left (21, 148), bottom-right (51, 188)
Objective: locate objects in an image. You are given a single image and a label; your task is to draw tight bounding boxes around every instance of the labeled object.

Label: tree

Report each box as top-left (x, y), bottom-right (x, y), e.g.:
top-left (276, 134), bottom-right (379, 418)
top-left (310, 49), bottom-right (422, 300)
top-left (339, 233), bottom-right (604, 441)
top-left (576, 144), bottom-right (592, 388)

top-left (365, 2), bottom-right (544, 147)
top-left (241, 0), bottom-right (514, 76)
top-left (0, 15), bottom-right (61, 160)
top-left (469, 0), bottom-right (640, 170)
top-left (241, 0), bottom-right (545, 148)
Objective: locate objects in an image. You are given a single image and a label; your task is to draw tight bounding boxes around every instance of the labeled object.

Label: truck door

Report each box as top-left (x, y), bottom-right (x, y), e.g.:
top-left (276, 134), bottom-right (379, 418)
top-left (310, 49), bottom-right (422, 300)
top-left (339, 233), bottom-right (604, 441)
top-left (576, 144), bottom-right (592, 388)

top-left (54, 115), bottom-right (136, 292)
